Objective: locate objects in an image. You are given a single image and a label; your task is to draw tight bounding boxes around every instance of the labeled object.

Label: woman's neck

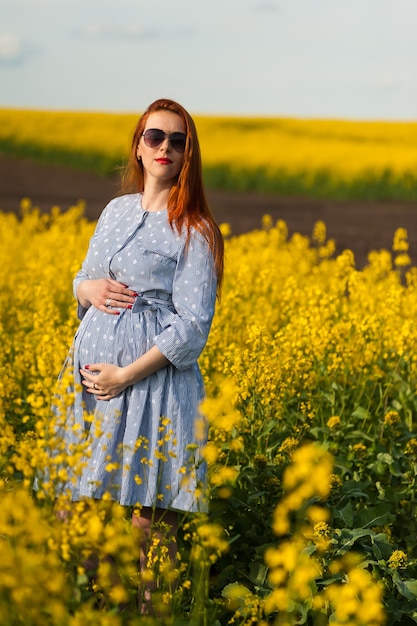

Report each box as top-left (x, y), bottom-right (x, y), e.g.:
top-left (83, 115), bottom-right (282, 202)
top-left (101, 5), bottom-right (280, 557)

top-left (141, 182), bottom-right (171, 213)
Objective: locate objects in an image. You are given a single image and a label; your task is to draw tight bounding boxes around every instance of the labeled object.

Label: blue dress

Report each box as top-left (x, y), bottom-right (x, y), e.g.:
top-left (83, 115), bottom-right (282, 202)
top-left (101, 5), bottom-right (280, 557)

top-left (56, 193), bottom-right (217, 512)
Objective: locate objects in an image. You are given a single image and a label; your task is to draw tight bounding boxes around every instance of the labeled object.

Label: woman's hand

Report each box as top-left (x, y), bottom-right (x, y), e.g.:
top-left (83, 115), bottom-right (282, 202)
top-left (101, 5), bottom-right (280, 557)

top-left (77, 278), bottom-right (138, 315)
top-left (81, 363), bottom-right (129, 400)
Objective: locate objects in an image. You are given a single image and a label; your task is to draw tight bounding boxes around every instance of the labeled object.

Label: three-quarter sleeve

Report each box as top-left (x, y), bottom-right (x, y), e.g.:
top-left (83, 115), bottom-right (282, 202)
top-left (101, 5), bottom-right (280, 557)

top-left (154, 229), bottom-right (218, 370)
top-left (73, 269), bottom-right (91, 320)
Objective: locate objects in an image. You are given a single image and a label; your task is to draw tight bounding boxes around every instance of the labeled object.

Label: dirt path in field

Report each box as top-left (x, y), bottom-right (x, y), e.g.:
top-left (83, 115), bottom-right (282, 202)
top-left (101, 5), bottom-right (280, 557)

top-left (1, 154), bottom-right (417, 268)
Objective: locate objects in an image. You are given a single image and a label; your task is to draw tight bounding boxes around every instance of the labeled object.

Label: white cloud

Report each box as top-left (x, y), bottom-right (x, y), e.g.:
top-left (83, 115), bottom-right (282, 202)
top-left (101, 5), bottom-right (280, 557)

top-left (373, 74), bottom-right (400, 90)
top-left (78, 23), bottom-right (159, 41)
top-left (372, 68), bottom-right (416, 91)
top-left (0, 33), bottom-right (23, 63)
top-left (0, 32), bottom-right (40, 65)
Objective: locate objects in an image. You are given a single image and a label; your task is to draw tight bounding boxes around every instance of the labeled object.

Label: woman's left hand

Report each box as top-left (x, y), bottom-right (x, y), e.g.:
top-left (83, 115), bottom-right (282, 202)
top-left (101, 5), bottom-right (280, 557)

top-left (80, 363), bottom-right (128, 400)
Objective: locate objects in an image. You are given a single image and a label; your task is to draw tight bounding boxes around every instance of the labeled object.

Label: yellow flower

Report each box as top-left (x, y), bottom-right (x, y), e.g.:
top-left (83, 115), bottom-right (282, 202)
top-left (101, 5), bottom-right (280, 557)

top-left (210, 465), bottom-right (239, 487)
top-left (352, 443), bottom-right (367, 458)
top-left (195, 522), bottom-right (229, 555)
top-left (279, 437), bottom-right (298, 455)
top-left (229, 437), bottom-right (244, 452)
top-left (307, 506), bottom-right (329, 523)
top-left (394, 253), bottom-right (411, 267)
top-left (329, 473), bottom-right (343, 491)
top-left (262, 214), bottom-right (273, 230)
top-left (253, 454), bottom-right (268, 468)
top-left (392, 227), bottom-right (409, 252)
top-left (220, 222), bottom-right (232, 237)
top-left (312, 220), bottom-right (327, 245)
top-left (405, 438), bottom-right (417, 456)
top-left (383, 410), bottom-right (401, 427)
top-left (202, 441), bottom-right (219, 464)
top-left (327, 415), bottom-right (341, 429)
top-left (313, 521), bottom-right (331, 538)
top-left (325, 567), bottom-right (385, 625)
top-left (388, 549), bottom-right (408, 570)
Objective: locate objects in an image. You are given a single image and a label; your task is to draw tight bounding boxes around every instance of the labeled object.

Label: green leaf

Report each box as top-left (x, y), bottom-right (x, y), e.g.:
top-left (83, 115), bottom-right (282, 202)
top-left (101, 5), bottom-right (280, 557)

top-left (338, 479), bottom-right (371, 499)
top-left (371, 533), bottom-right (393, 561)
top-left (344, 429), bottom-right (374, 442)
top-left (403, 580), bottom-right (417, 597)
top-left (336, 502), bottom-right (354, 527)
top-left (291, 600), bottom-right (310, 624)
top-left (222, 581), bottom-right (251, 603)
top-left (377, 452), bottom-right (394, 465)
top-left (334, 528), bottom-right (374, 555)
top-left (357, 504), bottom-right (395, 529)
top-left (393, 574), bottom-right (417, 603)
top-left (249, 562), bottom-right (269, 586)
top-left (351, 407), bottom-right (372, 420)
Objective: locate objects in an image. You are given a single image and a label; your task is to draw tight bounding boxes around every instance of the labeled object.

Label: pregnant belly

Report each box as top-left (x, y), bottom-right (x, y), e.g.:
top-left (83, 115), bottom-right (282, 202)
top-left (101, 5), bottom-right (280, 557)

top-left (74, 307), bottom-right (155, 367)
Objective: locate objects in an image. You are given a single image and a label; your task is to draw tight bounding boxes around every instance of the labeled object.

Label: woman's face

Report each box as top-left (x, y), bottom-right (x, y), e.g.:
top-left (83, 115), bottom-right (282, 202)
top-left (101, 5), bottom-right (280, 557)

top-left (137, 110), bottom-right (186, 187)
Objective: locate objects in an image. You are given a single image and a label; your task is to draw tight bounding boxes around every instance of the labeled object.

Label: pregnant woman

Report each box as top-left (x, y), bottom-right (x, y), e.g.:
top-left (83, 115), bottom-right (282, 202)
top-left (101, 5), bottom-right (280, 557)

top-left (47, 98), bottom-right (224, 610)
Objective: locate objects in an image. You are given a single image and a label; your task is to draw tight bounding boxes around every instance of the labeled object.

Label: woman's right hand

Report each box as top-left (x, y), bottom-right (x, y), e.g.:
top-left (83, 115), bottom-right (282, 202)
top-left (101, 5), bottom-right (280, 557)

top-left (76, 278), bottom-right (138, 315)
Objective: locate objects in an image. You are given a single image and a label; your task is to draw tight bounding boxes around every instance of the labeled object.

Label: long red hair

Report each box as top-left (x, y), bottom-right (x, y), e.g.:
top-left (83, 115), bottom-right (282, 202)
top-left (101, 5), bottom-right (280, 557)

top-left (121, 98), bottom-right (224, 292)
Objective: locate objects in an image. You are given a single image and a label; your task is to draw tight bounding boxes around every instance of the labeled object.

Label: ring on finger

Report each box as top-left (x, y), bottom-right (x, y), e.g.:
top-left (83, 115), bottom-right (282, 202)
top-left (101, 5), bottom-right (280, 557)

top-left (93, 382), bottom-right (98, 390)
top-left (105, 298), bottom-right (112, 308)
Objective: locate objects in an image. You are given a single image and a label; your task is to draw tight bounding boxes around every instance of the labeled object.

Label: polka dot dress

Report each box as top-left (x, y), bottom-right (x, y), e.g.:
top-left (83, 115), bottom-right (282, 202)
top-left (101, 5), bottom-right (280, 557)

top-left (54, 194), bottom-right (217, 512)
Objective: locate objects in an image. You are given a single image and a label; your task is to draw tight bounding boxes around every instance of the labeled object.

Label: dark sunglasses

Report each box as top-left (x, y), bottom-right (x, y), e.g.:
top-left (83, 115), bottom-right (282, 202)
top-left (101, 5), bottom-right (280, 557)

top-left (142, 128), bottom-right (187, 153)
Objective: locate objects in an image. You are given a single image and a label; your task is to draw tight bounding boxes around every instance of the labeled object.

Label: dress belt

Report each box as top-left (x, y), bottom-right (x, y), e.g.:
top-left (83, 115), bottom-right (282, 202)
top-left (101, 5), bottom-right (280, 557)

top-left (131, 290), bottom-right (174, 321)
top-left (136, 289), bottom-right (172, 302)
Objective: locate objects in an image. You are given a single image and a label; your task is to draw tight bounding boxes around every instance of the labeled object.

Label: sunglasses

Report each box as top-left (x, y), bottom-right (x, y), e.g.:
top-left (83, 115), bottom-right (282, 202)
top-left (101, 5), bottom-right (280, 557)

top-left (142, 128), bottom-right (187, 153)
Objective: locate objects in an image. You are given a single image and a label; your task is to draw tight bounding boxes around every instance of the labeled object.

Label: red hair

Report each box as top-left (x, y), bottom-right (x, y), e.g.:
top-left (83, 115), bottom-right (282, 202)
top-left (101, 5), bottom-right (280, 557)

top-left (121, 98), bottom-right (224, 292)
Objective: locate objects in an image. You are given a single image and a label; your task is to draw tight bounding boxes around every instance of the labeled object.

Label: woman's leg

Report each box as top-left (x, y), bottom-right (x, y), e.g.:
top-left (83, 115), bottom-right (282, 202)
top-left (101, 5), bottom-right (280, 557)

top-left (132, 506), bottom-right (178, 613)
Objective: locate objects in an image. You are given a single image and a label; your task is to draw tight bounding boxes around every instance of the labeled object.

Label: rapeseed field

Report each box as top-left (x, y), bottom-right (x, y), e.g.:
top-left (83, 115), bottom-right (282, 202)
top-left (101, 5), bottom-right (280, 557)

top-left (1, 108), bottom-right (416, 199)
top-left (1, 198), bottom-right (416, 625)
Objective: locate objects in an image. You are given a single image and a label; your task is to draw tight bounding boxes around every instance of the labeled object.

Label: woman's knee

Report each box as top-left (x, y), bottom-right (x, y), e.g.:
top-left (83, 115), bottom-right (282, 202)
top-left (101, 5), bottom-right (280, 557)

top-left (132, 506), bottom-right (178, 533)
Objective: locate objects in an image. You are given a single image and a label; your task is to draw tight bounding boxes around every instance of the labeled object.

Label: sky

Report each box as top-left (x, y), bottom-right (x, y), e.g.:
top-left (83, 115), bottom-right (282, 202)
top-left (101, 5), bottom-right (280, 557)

top-left (0, 0), bottom-right (416, 120)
